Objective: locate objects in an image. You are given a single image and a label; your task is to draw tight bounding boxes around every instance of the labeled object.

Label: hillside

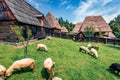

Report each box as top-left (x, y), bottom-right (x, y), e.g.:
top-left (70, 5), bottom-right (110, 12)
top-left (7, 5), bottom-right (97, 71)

top-left (0, 37), bottom-right (120, 80)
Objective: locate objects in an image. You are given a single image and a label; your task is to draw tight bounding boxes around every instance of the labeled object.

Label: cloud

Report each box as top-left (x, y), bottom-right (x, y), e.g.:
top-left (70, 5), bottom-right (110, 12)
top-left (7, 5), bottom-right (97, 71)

top-left (60, 0), bottom-right (68, 6)
top-left (102, 0), bottom-right (113, 6)
top-left (73, 0), bottom-right (120, 24)
top-left (27, 0), bottom-right (40, 10)
top-left (66, 5), bottom-right (74, 9)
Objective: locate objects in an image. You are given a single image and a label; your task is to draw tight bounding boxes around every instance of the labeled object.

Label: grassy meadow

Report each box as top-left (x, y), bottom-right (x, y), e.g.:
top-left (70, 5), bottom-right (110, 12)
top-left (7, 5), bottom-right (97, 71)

top-left (0, 37), bottom-right (120, 80)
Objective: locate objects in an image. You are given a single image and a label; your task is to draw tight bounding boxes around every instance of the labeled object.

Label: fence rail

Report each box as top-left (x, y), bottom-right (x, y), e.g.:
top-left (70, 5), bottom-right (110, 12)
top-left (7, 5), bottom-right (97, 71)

top-left (53, 33), bottom-right (120, 46)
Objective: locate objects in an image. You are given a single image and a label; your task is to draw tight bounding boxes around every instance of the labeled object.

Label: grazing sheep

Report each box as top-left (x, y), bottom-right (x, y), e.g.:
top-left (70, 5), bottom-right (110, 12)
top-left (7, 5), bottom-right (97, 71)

top-left (87, 44), bottom-right (99, 50)
top-left (37, 44), bottom-right (48, 51)
top-left (46, 36), bottom-right (52, 40)
top-left (0, 65), bottom-right (6, 79)
top-left (6, 58), bottom-right (35, 77)
top-left (109, 63), bottom-right (120, 75)
top-left (87, 44), bottom-right (92, 49)
top-left (79, 46), bottom-right (90, 54)
top-left (43, 58), bottom-right (55, 79)
top-left (52, 77), bottom-right (62, 80)
top-left (90, 48), bottom-right (98, 58)
top-left (91, 45), bottom-right (99, 50)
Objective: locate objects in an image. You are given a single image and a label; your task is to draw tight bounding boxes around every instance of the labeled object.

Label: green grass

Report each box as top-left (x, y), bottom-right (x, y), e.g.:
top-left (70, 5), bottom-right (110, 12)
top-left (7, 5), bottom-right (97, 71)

top-left (0, 37), bottom-right (120, 80)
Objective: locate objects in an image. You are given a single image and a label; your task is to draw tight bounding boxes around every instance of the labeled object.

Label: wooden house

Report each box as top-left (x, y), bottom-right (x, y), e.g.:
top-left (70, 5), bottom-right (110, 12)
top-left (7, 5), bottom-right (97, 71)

top-left (61, 26), bottom-right (68, 38)
top-left (46, 12), bottom-right (62, 37)
top-left (75, 16), bottom-right (116, 39)
top-left (0, 0), bottom-right (51, 42)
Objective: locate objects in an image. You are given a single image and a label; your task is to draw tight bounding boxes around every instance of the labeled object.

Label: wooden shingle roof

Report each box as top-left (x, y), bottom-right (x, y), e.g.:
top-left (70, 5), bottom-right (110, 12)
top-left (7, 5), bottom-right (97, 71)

top-left (5, 0), bottom-right (43, 26)
top-left (80, 16), bottom-right (112, 32)
top-left (72, 22), bottom-right (82, 34)
top-left (46, 12), bottom-right (62, 29)
top-left (61, 26), bottom-right (68, 33)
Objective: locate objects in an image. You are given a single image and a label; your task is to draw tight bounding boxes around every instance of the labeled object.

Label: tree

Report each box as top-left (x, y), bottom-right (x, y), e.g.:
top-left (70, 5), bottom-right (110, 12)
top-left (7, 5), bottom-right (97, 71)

top-left (109, 14), bottom-right (120, 38)
top-left (11, 25), bottom-right (32, 57)
top-left (84, 26), bottom-right (95, 41)
top-left (57, 17), bottom-right (75, 32)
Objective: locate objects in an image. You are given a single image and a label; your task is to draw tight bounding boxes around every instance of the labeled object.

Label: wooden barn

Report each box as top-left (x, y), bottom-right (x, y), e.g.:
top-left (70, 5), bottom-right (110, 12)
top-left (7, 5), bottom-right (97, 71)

top-left (61, 26), bottom-right (68, 38)
top-left (46, 12), bottom-right (62, 37)
top-left (74, 16), bottom-right (116, 39)
top-left (72, 23), bottom-right (82, 34)
top-left (0, 0), bottom-right (51, 42)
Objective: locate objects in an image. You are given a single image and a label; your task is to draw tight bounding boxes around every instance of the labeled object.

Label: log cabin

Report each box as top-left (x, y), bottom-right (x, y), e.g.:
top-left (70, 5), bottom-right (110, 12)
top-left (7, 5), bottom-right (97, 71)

top-left (0, 0), bottom-right (51, 42)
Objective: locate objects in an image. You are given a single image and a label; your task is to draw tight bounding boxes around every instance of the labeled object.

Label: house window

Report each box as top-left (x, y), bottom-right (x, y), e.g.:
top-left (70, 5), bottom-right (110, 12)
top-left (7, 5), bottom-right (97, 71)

top-left (0, 3), bottom-right (4, 11)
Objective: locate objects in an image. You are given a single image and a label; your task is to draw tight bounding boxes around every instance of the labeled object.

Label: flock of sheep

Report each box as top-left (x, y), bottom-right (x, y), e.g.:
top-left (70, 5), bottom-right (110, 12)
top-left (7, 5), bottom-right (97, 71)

top-left (0, 36), bottom-right (62, 80)
top-left (0, 36), bottom-right (120, 80)
top-left (79, 43), bottom-right (120, 75)
top-left (79, 44), bottom-right (99, 58)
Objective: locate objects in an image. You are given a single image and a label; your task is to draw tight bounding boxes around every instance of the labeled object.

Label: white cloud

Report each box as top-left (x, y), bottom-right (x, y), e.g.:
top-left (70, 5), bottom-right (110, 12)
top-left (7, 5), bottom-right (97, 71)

top-left (73, 0), bottom-right (120, 24)
top-left (66, 5), bottom-right (74, 9)
top-left (27, 0), bottom-right (40, 10)
top-left (60, 0), bottom-right (68, 6)
top-left (102, 0), bottom-right (113, 6)
top-left (103, 11), bottom-right (120, 23)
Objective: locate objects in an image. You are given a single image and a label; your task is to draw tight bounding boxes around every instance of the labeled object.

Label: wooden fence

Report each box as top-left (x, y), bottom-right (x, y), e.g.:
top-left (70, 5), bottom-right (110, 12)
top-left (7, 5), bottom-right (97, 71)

top-left (53, 33), bottom-right (120, 46)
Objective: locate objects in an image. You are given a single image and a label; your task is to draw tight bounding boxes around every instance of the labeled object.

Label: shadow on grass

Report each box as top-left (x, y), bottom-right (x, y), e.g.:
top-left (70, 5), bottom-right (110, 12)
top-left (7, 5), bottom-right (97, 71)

top-left (37, 49), bottom-right (48, 53)
top-left (6, 68), bottom-right (34, 79)
top-left (107, 69), bottom-right (120, 78)
top-left (41, 68), bottom-right (50, 80)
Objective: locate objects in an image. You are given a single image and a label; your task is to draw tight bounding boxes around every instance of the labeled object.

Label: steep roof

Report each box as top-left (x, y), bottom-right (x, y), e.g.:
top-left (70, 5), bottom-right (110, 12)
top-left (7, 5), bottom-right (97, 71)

top-left (61, 26), bottom-right (68, 33)
top-left (4, 0), bottom-right (43, 26)
top-left (80, 16), bottom-right (112, 32)
top-left (72, 22), bottom-right (82, 34)
top-left (46, 12), bottom-right (62, 29)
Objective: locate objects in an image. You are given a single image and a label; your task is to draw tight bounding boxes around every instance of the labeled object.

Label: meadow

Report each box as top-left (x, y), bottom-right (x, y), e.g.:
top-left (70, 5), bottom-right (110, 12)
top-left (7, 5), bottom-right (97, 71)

top-left (0, 37), bottom-right (120, 80)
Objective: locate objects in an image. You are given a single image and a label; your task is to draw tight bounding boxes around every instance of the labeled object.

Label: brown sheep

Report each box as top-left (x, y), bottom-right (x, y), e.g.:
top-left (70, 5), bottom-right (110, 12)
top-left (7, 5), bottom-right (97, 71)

top-left (6, 58), bottom-right (35, 77)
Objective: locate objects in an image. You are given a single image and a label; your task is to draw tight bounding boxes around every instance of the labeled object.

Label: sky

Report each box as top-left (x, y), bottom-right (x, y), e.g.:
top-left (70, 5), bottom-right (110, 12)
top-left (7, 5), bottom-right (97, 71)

top-left (25, 0), bottom-right (120, 24)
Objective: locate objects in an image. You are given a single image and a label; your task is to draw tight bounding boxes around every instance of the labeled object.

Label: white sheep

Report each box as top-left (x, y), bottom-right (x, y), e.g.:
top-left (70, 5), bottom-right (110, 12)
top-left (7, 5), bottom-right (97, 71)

top-left (87, 44), bottom-right (92, 49)
top-left (37, 44), bottom-right (48, 51)
top-left (79, 46), bottom-right (90, 54)
top-left (6, 58), bottom-right (35, 77)
top-left (44, 58), bottom-right (55, 77)
top-left (46, 36), bottom-right (52, 40)
top-left (52, 77), bottom-right (62, 80)
top-left (90, 48), bottom-right (98, 58)
top-left (0, 65), bottom-right (6, 79)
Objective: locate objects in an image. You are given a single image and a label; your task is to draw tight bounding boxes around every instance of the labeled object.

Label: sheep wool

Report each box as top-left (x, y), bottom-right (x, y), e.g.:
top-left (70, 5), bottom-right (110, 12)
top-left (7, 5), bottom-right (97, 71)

top-left (52, 77), bottom-right (62, 80)
top-left (46, 36), bottom-right (52, 40)
top-left (0, 65), bottom-right (6, 79)
top-left (43, 57), bottom-right (55, 76)
top-left (80, 46), bottom-right (90, 53)
top-left (90, 48), bottom-right (98, 58)
top-left (6, 58), bottom-right (35, 77)
top-left (37, 44), bottom-right (48, 51)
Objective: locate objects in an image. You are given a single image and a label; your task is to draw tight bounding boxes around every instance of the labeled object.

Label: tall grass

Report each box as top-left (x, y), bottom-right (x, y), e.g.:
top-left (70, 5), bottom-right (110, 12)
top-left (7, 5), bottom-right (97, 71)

top-left (0, 37), bottom-right (120, 80)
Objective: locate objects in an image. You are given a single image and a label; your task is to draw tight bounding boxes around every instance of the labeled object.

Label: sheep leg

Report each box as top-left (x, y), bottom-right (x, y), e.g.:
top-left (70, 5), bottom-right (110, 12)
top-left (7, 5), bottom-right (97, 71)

top-left (30, 62), bottom-right (35, 71)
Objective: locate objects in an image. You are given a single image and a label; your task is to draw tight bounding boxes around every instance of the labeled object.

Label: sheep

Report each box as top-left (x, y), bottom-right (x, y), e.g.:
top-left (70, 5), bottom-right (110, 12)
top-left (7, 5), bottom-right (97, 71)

top-left (0, 65), bottom-right (6, 79)
top-left (43, 58), bottom-right (55, 79)
top-left (90, 48), bottom-right (98, 58)
top-left (79, 46), bottom-right (90, 54)
top-left (46, 36), bottom-right (52, 40)
top-left (87, 44), bottom-right (99, 50)
top-left (87, 44), bottom-right (92, 49)
top-left (6, 58), bottom-right (35, 77)
top-left (37, 44), bottom-right (48, 52)
top-left (52, 77), bottom-right (62, 80)
top-left (109, 63), bottom-right (120, 75)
